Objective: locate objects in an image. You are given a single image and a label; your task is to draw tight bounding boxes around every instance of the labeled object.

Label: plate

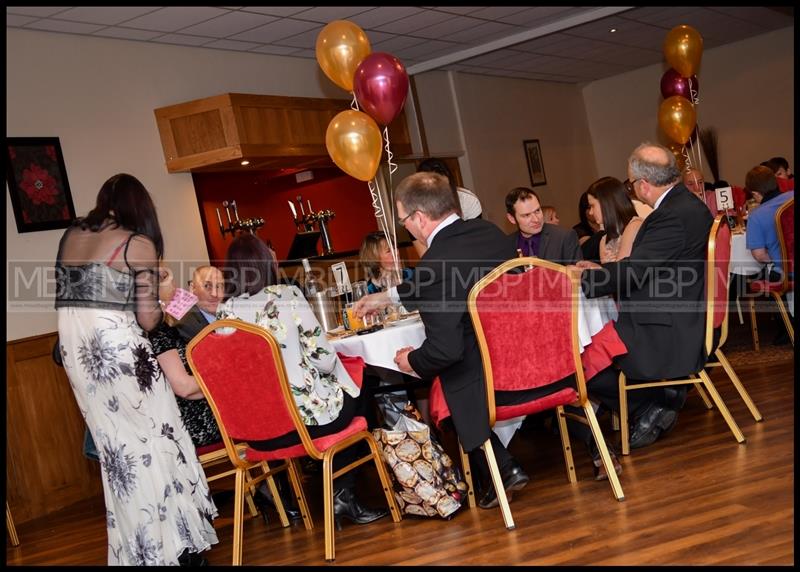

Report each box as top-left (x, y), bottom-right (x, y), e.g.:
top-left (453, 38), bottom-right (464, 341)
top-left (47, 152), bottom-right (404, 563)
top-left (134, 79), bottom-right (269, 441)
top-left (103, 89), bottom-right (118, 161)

top-left (385, 314), bottom-right (422, 327)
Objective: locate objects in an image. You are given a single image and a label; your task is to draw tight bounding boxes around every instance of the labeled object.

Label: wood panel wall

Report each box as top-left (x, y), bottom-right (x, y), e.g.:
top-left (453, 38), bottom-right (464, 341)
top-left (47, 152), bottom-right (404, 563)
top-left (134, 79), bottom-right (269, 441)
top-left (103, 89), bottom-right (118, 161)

top-left (6, 332), bottom-right (103, 524)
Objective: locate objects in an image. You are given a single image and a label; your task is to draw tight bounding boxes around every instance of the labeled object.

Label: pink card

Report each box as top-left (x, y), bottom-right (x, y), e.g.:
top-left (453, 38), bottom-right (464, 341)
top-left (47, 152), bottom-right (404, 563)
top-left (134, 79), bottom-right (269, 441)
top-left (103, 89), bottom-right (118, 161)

top-left (164, 288), bottom-right (198, 320)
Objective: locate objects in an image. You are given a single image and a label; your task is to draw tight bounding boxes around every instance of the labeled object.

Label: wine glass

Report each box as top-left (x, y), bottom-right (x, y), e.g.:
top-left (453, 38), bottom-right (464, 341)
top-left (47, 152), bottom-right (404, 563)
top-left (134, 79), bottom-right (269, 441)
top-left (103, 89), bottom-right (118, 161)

top-left (351, 281), bottom-right (368, 301)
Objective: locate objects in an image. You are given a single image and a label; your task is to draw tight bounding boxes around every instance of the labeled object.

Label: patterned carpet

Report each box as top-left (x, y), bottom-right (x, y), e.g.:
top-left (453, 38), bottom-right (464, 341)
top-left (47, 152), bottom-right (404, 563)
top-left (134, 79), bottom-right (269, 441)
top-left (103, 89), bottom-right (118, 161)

top-left (723, 344), bottom-right (794, 367)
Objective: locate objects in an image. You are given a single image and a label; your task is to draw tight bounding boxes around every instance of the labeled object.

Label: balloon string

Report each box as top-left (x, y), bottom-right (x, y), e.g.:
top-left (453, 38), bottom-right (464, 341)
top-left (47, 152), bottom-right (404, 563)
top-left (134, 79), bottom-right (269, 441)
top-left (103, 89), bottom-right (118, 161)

top-left (382, 126), bottom-right (400, 280)
top-left (350, 91), bottom-right (360, 111)
top-left (383, 127), bottom-right (398, 176)
top-left (682, 145), bottom-right (693, 172)
top-left (687, 77), bottom-right (700, 105)
top-left (369, 177), bottom-right (401, 282)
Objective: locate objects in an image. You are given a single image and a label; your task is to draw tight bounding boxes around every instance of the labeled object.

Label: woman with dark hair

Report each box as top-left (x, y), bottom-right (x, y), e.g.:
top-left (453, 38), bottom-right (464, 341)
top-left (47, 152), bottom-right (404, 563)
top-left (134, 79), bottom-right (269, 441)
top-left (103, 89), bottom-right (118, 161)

top-left (54, 173), bottom-right (218, 566)
top-left (358, 231), bottom-right (413, 294)
top-left (217, 234), bottom-right (389, 527)
top-left (586, 176), bottom-right (643, 263)
top-left (572, 190), bottom-right (604, 262)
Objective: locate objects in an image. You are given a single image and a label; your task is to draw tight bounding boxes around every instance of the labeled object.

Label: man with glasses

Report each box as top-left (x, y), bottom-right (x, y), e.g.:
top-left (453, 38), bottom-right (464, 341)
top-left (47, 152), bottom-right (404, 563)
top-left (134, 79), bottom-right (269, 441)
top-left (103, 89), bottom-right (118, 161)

top-left (354, 171), bottom-right (530, 510)
top-left (569, 142), bottom-right (713, 450)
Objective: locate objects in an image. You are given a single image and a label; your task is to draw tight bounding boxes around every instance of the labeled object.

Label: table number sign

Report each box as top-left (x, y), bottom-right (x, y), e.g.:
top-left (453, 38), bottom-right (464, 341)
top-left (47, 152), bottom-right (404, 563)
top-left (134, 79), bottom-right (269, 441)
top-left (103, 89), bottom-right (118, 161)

top-left (330, 262), bottom-right (352, 295)
top-left (164, 288), bottom-right (198, 320)
top-left (715, 186), bottom-right (734, 212)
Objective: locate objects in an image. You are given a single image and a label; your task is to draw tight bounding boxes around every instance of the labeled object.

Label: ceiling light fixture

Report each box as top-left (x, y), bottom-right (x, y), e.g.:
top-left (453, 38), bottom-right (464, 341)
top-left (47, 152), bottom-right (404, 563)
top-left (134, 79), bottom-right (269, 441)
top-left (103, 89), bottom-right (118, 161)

top-left (241, 160), bottom-right (250, 166)
top-left (609, 28), bottom-right (617, 33)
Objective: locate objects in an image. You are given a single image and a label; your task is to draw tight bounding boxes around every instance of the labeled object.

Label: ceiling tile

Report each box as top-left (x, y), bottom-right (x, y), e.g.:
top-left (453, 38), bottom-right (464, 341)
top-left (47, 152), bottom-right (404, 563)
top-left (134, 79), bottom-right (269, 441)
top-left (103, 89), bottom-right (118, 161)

top-left (427, 7), bottom-right (482, 16)
top-left (349, 7), bottom-right (424, 30)
top-left (6, 14), bottom-right (38, 26)
top-left (496, 6), bottom-right (580, 26)
top-left (467, 7), bottom-right (533, 21)
top-left (375, 10), bottom-right (454, 34)
top-left (411, 15), bottom-right (487, 39)
top-left (203, 38), bottom-right (262, 51)
top-left (459, 48), bottom-right (525, 67)
top-left (709, 7), bottom-right (795, 29)
top-left (6, 6), bottom-right (71, 18)
top-left (370, 35), bottom-right (421, 53)
top-left (271, 26), bottom-right (324, 48)
top-left (446, 20), bottom-right (521, 44)
top-left (92, 27), bottom-right (164, 41)
top-left (231, 17), bottom-right (319, 43)
top-left (289, 48), bottom-right (316, 59)
top-left (53, 7), bottom-right (161, 26)
top-left (239, 7), bottom-right (312, 18)
top-left (179, 10), bottom-right (275, 37)
top-left (249, 44), bottom-right (303, 55)
top-left (291, 6), bottom-right (375, 23)
top-left (25, 19), bottom-right (106, 34)
top-left (154, 34), bottom-right (214, 47)
top-left (393, 39), bottom-right (460, 60)
top-left (121, 7), bottom-right (231, 33)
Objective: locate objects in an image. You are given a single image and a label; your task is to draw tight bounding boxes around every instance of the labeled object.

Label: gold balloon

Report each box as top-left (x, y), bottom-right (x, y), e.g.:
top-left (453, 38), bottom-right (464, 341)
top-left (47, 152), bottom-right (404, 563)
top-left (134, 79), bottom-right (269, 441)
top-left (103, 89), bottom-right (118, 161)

top-left (316, 20), bottom-right (371, 92)
top-left (658, 96), bottom-right (697, 145)
top-left (325, 110), bottom-right (382, 181)
top-left (663, 24), bottom-right (703, 78)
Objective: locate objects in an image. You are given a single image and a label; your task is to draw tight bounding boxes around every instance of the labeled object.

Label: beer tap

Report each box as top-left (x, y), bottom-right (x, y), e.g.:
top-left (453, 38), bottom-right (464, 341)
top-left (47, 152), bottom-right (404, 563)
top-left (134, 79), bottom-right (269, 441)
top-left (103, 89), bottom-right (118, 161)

top-left (216, 199), bottom-right (265, 237)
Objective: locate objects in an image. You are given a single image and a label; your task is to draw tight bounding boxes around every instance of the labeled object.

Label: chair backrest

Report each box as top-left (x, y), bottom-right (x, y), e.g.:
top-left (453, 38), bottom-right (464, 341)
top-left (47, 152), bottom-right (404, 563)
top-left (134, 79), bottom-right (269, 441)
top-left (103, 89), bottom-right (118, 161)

top-left (706, 215), bottom-right (732, 351)
top-left (186, 320), bottom-right (321, 462)
top-left (468, 258), bottom-right (586, 425)
top-left (775, 197), bottom-right (794, 280)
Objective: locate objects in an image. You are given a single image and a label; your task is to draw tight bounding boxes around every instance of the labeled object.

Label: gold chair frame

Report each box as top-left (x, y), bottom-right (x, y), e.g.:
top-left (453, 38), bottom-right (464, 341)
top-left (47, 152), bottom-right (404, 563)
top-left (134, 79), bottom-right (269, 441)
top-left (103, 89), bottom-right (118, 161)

top-left (618, 216), bottom-right (748, 455)
top-left (7, 502), bottom-right (19, 547)
top-left (459, 257), bottom-right (625, 530)
top-left (188, 320), bottom-right (401, 564)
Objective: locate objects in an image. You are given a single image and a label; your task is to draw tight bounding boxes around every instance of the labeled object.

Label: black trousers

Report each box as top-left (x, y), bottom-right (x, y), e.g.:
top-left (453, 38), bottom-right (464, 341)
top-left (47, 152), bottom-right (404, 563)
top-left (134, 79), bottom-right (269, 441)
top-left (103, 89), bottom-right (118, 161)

top-left (248, 393), bottom-right (366, 488)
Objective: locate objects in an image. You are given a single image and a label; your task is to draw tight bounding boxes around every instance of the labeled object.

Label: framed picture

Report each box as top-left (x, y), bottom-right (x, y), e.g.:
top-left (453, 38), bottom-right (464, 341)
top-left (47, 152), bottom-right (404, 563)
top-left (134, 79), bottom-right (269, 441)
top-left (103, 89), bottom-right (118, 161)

top-left (6, 137), bottom-right (76, 233)
top-left (523, 139), bottom-right (547, 187)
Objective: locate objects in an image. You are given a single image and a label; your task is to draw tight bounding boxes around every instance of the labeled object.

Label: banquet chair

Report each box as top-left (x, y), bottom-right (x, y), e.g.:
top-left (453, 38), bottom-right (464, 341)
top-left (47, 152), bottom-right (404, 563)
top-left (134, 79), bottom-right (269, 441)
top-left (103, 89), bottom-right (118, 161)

top-left (744, 198), bottom-right (794, 350)
top-left (459, 258), bottom-right (625, 530)
top-left (187, 320), bottom-right (400, 564)
top-left (618, 216), bottom-right (748, 455)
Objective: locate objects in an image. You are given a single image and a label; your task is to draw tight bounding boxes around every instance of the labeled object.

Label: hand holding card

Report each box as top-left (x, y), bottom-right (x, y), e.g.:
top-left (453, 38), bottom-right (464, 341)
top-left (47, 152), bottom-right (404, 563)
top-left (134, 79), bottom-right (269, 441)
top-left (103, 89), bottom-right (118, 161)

top-left (164, 288), bottom-right (198, 320)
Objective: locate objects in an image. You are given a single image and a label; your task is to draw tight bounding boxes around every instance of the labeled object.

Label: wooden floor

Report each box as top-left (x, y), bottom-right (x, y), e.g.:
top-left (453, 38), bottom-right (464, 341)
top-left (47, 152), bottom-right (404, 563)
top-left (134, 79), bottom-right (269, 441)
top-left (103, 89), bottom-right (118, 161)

top-left (7, 318), bottom-right (794, 565)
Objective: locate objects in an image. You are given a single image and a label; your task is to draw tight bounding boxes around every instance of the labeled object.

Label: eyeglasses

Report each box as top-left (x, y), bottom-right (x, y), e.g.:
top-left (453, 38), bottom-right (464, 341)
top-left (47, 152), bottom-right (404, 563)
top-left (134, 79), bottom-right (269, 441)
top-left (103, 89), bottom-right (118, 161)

top-left (624, 178), bottom-right (641, 194)
top-left (397, 210), bottom-right (417, 226)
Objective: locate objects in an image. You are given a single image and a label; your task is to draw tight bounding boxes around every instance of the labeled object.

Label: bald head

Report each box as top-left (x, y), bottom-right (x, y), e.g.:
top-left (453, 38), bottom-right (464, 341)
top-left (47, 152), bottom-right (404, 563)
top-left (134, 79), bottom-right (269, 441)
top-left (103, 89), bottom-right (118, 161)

top-left (627, 142), bottom-right (682, 207)
top-left (190, 265), bottom-right (225, 313)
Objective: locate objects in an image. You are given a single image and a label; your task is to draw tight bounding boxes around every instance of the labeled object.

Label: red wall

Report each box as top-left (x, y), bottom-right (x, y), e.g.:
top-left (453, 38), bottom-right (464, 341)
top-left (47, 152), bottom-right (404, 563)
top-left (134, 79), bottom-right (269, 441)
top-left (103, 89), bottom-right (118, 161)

top-left (192, 168), bottom-right (381, 263)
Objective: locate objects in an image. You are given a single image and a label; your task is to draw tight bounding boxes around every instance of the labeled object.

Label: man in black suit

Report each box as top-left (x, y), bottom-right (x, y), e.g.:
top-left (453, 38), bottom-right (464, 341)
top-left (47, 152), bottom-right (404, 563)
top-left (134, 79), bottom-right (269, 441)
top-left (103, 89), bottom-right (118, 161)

top-left (505, 187), bottom-right (582, 265)
top-left (173, 265), bottom-right (225, 341)
top-left (355, 172), bottom-right (528, 509)
top-left (569, 142), bottom-right (714, 449)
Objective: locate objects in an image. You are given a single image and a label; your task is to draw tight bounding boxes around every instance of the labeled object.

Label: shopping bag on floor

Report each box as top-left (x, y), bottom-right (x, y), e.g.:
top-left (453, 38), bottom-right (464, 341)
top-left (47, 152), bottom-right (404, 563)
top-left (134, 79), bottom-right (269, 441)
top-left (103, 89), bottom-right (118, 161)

top-left (372, 403), bottom-right (468, 518)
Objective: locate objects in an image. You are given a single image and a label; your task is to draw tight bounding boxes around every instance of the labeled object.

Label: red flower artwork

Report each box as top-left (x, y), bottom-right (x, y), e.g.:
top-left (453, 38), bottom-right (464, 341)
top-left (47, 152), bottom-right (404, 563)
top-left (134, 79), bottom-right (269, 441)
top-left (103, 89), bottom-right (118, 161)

top-left (46, 146), bottom-right (57, 161)
top-left (20, 163), bottom-right (59, 206)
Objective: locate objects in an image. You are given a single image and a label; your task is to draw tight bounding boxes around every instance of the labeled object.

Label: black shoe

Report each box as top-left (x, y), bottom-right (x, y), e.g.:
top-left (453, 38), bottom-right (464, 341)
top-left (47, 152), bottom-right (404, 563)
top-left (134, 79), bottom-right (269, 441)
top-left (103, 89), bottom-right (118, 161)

top-left (663, 387), bottom-right (688, 411)
top-left (628, 404), bottom-right (677, 449)
top-left (332, 487), bottom-right (389, 529)
top-left (254, 481), bottom-right (302, 522)
top-left (477, 460), bottom-right (530, 510)
top-left (178, 549), bottom-right (209, 567)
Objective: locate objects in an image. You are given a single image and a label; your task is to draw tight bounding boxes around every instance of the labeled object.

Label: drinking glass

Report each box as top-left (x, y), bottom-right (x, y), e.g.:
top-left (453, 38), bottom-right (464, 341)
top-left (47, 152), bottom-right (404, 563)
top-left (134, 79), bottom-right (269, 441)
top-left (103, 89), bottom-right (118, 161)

top-left (351, 281), bottom-right (368, 301)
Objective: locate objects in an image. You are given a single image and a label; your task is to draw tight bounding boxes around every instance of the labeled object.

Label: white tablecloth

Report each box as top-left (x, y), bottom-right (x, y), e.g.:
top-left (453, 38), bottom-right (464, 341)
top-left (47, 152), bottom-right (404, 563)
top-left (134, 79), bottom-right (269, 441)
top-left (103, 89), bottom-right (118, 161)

top-left (730, 232), bottom-right (763, 276)
top-left (330, 293), bottom-right (618, 447)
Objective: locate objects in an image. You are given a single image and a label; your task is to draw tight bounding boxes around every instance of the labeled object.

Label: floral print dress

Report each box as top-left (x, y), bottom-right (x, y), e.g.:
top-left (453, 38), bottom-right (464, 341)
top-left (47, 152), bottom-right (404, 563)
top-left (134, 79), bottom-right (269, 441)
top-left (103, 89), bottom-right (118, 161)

top-left (55, 229), bottom-right (218, 566)
top-left (217, 284), bottom-right (360, 426)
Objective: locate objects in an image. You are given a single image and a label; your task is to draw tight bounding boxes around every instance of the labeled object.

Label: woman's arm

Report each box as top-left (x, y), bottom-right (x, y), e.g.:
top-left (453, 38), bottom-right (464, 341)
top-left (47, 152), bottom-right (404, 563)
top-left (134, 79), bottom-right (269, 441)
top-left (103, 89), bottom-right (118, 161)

top-left (157, 349), bottom-right (205, 400)
top-left (599, 235), bottom-right (610, 264)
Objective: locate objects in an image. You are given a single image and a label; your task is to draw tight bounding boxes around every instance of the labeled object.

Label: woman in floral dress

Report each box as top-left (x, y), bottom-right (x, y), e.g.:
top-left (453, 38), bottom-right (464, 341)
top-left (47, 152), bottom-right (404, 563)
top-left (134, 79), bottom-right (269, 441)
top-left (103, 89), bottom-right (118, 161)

top-left (217, 234), bottom-right (388, 527)
top-left (55, 173), bottom-right (218, 565)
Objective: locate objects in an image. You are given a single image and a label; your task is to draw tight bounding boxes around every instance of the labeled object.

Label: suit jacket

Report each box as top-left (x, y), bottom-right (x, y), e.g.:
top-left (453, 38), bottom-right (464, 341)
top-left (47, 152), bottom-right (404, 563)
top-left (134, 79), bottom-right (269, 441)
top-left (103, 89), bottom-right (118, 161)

top-left (508, 223), bottom-right (582, 265)
top-left (397, 218), bottom-right (516, 451)
top-left (581, 183), bottom-right (713, 380)
top-left (173, 305), bottom-right (213, 342)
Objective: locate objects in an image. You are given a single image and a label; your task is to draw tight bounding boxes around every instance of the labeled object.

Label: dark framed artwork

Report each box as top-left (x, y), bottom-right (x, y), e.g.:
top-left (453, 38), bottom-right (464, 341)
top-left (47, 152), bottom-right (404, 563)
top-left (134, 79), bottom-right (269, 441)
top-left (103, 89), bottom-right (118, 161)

top-left (523, 139), bottom-right (547, 187)
top-left (6, 137), bottom-right (76, 233)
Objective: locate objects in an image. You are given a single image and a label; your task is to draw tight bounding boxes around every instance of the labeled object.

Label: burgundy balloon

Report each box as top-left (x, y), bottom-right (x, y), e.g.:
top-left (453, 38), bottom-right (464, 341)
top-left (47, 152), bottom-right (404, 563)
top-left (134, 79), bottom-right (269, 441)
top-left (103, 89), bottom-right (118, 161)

top-left (353, 52), bottom-right (409, 126)
top-left (660, 68), bottom-right (698, 100)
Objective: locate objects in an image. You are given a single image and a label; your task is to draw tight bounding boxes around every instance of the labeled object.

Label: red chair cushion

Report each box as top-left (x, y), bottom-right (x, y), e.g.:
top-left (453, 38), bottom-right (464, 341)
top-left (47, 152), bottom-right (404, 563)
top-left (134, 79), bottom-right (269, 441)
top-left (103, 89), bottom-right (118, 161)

top-left (244, 416), bottom-right (368, 461)
top-left (196, 441), bottom-right (225, 456)
top-left (495, 388), bottom-right (578, 421)
top-left (748, 280), bottom-right (792, 295)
